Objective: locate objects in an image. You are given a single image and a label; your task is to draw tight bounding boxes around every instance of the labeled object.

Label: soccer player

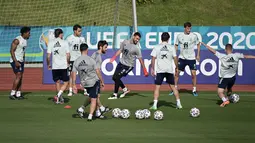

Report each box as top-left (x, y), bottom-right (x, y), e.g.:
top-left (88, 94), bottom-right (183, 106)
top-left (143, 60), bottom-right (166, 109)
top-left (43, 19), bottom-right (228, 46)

top-left (9, 27), bottom-right (31, 100)
top-left (73, 43), bottom-right (105, 121)
top-left (109, 32), bottom-right (149, 99)
top-left (91, 40), bottom-right (111, 117)
top-left (201, 42), bottom-right (255, 107)
top-left (47, 29), bottom-right (70, 104)
top-left (170, 22), bottom-right (200, 96)
top-left (66, 24), bottom-right (86, 96)
top-left (150, 32), bottom-right (182, 110)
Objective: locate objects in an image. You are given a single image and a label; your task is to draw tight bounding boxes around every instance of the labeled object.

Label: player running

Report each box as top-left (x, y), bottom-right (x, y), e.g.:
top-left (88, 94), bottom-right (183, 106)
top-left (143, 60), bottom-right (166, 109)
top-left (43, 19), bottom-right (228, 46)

top-left (150, 32), bottom-right (182, 110)
top-left (169, 22), bottom-right (200, 96)
top-left (47, 28), bottom-right (70, 104)
top-left (73, 43), bottom-right (105, 121)
top-left (201, 42), bottom-right (255, 107)
top-left (9, 27), bottom-right (31, 100)
top-left (109, 32), bottom-right (149, 99)
top-left (66, 24), bottom-right (86, 96)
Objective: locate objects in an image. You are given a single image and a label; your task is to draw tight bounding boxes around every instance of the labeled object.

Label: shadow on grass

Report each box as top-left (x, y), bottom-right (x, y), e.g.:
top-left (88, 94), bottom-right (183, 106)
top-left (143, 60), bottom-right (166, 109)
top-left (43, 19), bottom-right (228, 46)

top-left (149, 100), bottom-right (176, 108)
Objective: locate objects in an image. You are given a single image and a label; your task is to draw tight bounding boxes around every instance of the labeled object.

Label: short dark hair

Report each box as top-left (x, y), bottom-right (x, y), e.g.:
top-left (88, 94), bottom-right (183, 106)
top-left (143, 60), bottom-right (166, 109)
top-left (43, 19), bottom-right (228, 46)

top-left (20, 27), bottom-right (31, 35)
top-left (97, 40), bottom-right (108, 50)
top-left (225, 44), bottom-right (233, 50)
top-left (161, 32), bottom-right (170, 41)
top-left (54, 28), bottom-right (63, 38)
top-left (73, 24), bottom-right (82, 31)
top-left (184, 22), bottom-right (192, 28)
top-left (133, 32), bottom-right (141, 38)
top-left (80, 43), bottom-right (88, 52)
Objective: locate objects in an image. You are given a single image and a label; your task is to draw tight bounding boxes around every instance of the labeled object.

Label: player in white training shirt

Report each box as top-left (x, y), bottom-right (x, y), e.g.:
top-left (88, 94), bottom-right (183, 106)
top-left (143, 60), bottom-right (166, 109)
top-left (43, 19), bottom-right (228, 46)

top-left (66, 24), bottom-right (86, 96)
top-left (150, 32), bottom-right (182, 110)
top-left (201, 42), bottom-right (255, 107)
top-left (170, 22), bottom-right (201, 97)
top-left (9, 27), bottom-right (31, 100)
top-left (47, 29), bottom-right (70, 104)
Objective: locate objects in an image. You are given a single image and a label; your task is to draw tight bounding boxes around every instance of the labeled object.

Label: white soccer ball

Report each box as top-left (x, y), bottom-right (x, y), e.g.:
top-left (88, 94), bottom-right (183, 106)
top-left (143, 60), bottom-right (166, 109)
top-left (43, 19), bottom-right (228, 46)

top-left (229, 94), bottom-right (240, 103)
top-left (143, 109), bottom-right (151, 119)
top-left (190, 107), bottom-right (200, 118)
top-left (154, 110), bottom-right (163, 120)
top-left (135, 109), bottom-right (145, 119)
top-left (120, 109), bottom-right (130, 119)
top-left (112, 108), bottom-right (121, 118)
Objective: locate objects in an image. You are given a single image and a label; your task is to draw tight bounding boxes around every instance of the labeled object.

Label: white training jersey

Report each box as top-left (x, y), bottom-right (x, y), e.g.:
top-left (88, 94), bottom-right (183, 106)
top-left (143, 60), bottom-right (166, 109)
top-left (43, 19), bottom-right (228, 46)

top-left (66, 34), bottom-right (85, 61)
top-left (47, 38), bottom-right (70, 70)
top-left (215, 51), bottom-right (244, 78)
top-left (175, 32), bottom-right (199, 60)
top-left (150, 42), bottom-right (176, 74)
top-left (10, 36), bottom-right (27, 62)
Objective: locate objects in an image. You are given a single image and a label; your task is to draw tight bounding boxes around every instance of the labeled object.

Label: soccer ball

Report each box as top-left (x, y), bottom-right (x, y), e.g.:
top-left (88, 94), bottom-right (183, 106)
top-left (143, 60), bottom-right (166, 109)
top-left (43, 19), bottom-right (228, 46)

top-left (120, 109), bottom-right (130, 119)
top-left (229, 94), bottom-right (240, 103)
top-left (135, 109), bottom-right (145, 119)
top-left (190, 107), bottom-right (200, 118)
top-left (112, 108), bottom-right (121, 118)
top-left (154, 110), bottom-right (163, 120)
top-left (143, 109), bottom-right (151, 119)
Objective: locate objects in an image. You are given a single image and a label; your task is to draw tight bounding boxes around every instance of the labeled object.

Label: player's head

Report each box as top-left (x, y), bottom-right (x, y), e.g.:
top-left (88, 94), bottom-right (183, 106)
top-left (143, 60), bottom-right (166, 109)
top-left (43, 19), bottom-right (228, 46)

top-left (132, 32), bottom-right (141, 45)
top-left (184, 22), bottom-right (192, 34)
top-left (73, 24), bottom-right (82, 37)
top-left (97, 40), bottom-right (108, 54)
top-left (161, 32), bottom-right (170, 42)
top-left (54, 28), bottom-right (63, 39)
top-left (80, 43), bottom-right (88, 54)
top-left (20, 26), bottom-right (31, 39)
top-left (225, 44), bottom-right (233, 54)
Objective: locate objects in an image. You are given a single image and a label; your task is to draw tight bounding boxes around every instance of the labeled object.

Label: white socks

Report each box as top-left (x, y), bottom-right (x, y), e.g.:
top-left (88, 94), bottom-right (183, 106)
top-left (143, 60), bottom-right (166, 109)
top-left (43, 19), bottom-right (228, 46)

top-left (96, 110), bottom-right (101, 117)
top-left (176, 99), bottom-right (181, 105)
top-left (100, 106), bottom-right (105, 112)
top-left (123, 87), bottom-right (128, 92)
top-left (153, 100), bottom-right (158, 107)
top-left (10, 90), bottom-right (16, 96)
top-left (16, 91), bottom-right (21, 97)
top-left (222, 97), bottom-right (227, 102)
top-left (193, 87), bottom-right (196, 92)
top-left (57, 90), bottom-right (63, 97)
top-left (88, 114), bottom-right (93, 120)
top-left (69, 88), bottom-right (72, 93)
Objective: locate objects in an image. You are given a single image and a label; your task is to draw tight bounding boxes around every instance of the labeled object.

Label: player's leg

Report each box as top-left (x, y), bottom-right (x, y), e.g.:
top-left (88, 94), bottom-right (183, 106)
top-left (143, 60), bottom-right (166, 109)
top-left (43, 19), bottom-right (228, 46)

top-left (218, 78), bottom-right (230, 107)
top-left (227, 76), bottom-right (236, 97)
top-left (15, 62), bottom-right (25, 99)
top-left (87, 81), bottom-right (101, 121)
top-left (169, 59), bottom-right (184, 96)
top-left (9, 62), bottom-right (23, 100)
top-left (189, 60), bottom-right (198, 96)
top-left (167, 73), bottom-right (182, 109)
top-left (119, 66), bottom-right (133, 98)
top-left (150, 73), bottom-right (163, 110)
top-left (55, 69), bottom-right (69, 104)
top-left (68, 61), bottom-right (74, 96)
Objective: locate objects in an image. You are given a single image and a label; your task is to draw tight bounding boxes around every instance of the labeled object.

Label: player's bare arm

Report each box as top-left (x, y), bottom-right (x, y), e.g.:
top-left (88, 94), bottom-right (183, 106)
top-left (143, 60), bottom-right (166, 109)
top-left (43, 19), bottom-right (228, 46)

top-left (96, 68), bottom-right (104, 87)
top-left (196, 43), bottom-right (201, 62)
top-left (46, 53), bottom-right (51, 70)
top-left (201, 42), bottom-right (216, 54)
top-left (10, 39), bottom-right (20, 68)
top-left (66, 53), bottom-right (70, 66)
top-left (244, 55), bottom-right (255, 59)
top-left (110, 49), bottom-right (122, 63)
top-left (150, 56), bottom-right (156, 77)
top-left (138, 58), bottom-right (148, 77)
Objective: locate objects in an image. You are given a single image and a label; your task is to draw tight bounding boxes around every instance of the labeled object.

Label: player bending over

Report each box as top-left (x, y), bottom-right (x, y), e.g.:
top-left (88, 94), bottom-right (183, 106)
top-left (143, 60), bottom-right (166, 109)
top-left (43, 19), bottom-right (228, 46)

top-left (201, 42), bottom-right (255, 107)
top-left (47, 29), bottom-right (70, 104)
top-left (66, 24), bottom-right (86, 96)
top-left (109, 32), bottom-right (149, 99)
top-left (73, 43), bottom-right (106, 121)
top-left (169, 22), bottom-right (200, 96)
top-left (150, 32), bottom-right (182, 110)
top-left (9, 27), bottom-right (31, 100)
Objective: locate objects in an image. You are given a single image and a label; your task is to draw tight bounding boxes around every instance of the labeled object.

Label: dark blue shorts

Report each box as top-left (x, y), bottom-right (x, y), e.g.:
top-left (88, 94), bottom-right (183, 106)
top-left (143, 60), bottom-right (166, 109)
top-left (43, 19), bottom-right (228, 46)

top-left (178, 58), bottom-right (196, 71)
top-left (218, 76), bottom-right (236, 89)
top-left (85, 81), bottom-right (100, 99)
top-left (10, 61), bottom-right (24, 73)
top-left (155, 73), bottom-right (174, 85)
top-left (113, 62), bottom-right (133, 77)
top-left (52, 69), bottom-right (69, 82)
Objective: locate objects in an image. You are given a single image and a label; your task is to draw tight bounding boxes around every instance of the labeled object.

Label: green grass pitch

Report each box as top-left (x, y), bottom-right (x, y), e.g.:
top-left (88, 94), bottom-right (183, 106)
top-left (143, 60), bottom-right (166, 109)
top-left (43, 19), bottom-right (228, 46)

top-left (0, 91), bottom-right (255, 143)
